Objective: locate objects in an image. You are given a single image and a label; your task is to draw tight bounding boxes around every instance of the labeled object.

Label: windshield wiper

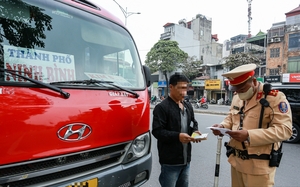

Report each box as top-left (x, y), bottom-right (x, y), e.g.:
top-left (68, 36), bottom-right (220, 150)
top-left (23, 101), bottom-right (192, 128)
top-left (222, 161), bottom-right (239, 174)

top-left (0, 68), bottom-right (70, 99)
top-left (50, 79), bottom-right (139, 98)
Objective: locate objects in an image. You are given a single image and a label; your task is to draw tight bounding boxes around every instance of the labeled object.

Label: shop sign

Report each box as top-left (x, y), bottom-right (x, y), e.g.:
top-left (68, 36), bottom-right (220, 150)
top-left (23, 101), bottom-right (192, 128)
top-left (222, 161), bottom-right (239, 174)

top-left (282, 73), bottom-right (300, 83)
top-left (192, 80), bottom-right (205, 87)
top-left (205, 79), bottom-right (221, 90)
top-left (264, 75), bottom-right (281, 83)
top-left (256, 77), bottom-right (264, 83)
top-left (158, 81), bottom-right (167, 87)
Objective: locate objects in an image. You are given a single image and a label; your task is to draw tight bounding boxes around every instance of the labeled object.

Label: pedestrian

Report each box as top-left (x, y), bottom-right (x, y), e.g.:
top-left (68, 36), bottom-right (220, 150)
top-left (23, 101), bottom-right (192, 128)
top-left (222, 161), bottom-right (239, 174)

top-left (152, 72), bottom-right (201, 187)
top-left (210, 63), bottom-right (292, 187)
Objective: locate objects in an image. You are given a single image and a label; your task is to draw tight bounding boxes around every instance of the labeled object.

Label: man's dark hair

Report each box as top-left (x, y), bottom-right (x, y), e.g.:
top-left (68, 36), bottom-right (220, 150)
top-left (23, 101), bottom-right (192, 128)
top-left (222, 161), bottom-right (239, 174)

top-left (169, 72), bottom-right (189, 86)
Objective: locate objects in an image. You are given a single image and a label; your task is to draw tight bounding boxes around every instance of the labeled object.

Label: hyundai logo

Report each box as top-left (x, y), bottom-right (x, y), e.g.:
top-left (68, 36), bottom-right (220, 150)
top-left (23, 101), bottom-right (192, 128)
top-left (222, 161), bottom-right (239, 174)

top-left (57, 123), bottom-right (92, 141)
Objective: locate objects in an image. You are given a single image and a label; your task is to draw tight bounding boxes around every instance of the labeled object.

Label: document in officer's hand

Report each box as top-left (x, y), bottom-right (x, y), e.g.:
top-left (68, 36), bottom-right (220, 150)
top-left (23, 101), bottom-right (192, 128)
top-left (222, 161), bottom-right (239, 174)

top-left (206, 127), bottom-right (231, 134)
top-left (191, 132), bottom-right (208, 140)
top-left (206, 126), bottom-right (231, 137)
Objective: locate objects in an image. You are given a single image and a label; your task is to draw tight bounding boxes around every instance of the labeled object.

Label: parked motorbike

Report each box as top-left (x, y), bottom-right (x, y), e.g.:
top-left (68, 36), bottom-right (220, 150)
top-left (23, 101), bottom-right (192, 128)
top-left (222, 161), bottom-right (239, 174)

top-left (224, 99), bottom-right (231, 106)
top-left (150, 96), bottom-right (164, 105)
top-left (194, 102), bottom-right (208, 109)
top-left (184, 95), bottom-right (190, 102)
top-left (189, 98), bottom-right (198, 104)
top-left (221, 99), bottom-right (231, 105)
top-left (210, 98), bottom-right (217, 104)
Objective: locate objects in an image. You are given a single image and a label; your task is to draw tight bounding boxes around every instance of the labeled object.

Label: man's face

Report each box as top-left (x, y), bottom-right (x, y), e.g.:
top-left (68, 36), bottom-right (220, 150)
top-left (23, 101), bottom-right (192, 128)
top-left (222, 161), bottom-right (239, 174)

top-left (170, 81), bottom-right (188, 102)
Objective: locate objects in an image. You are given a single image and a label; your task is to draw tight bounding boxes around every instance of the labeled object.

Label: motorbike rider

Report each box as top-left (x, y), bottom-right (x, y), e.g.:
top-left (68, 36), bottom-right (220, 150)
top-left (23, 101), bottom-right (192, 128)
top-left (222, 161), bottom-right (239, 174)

top-left (151, 95), bottom-right (157, 104)
top-left (199, 96), bottom-right (206, 106)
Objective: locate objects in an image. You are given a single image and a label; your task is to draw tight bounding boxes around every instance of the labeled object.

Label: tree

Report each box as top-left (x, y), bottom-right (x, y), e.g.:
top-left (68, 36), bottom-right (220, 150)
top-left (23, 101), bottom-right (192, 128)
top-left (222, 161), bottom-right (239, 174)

top-left (222, 52), bottom-right (261, 70)
top-left (178, 56), bottom-right (202, 80)
top-left (145, 40), bottom-right (188, 96)
top-left (0, 0), bottom-right (53, 71)
top-left (0, 0), bottom-right (53, 49)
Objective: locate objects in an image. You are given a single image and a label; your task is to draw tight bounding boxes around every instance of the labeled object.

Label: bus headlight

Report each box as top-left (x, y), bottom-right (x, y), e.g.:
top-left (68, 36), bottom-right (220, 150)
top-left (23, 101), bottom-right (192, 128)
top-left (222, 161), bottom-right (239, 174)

top-left (122, 132), bottom-right (150, 163)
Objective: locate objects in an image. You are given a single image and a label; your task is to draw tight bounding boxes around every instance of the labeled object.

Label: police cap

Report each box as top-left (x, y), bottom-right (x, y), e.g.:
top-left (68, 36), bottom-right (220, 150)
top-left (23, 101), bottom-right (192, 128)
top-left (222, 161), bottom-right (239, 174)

top-left (222, 63), bottom-right (257, 86)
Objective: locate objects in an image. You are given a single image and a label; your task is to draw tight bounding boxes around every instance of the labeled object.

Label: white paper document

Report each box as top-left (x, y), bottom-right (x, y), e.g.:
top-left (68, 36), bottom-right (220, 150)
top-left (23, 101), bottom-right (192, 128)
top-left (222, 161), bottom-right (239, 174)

top-left (206, 127), bottom-right (231, 137)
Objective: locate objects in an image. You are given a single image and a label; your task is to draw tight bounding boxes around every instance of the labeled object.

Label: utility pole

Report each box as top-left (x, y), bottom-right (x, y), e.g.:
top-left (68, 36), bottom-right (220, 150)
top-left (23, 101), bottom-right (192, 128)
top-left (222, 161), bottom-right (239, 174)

top-left (247, 0), bottom-right (253, 38)
top-left (112, 0), bottom-right (141, 26)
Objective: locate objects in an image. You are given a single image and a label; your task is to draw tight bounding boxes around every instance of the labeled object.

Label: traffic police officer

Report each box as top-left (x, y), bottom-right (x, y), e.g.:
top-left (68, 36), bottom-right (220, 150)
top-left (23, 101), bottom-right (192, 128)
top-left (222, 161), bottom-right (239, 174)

top-left (211, 63), bottom-right (292, 187)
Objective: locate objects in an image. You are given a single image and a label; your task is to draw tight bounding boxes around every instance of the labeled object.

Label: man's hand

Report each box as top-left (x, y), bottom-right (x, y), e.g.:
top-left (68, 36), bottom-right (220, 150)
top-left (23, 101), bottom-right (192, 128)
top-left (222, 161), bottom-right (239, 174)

top-left (191, 131), bottom-right (202, 143)
top-left (179, 133), bottom-right (192, 143)
top-left (211, 124), bottom-right (224, 136)
top-left (226, 130), bottom-right (249, 142)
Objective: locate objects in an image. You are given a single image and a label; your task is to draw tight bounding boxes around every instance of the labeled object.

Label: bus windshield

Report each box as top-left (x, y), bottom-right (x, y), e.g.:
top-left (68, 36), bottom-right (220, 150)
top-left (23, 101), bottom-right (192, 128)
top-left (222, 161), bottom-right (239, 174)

top-left (0, 0), bottom-right (145, 89)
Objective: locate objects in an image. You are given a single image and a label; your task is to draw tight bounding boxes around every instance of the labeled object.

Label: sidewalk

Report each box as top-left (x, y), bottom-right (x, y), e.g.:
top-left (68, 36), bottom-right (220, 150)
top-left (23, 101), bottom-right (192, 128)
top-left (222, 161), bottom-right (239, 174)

top-left (150, 104), bottom-right (229, 116)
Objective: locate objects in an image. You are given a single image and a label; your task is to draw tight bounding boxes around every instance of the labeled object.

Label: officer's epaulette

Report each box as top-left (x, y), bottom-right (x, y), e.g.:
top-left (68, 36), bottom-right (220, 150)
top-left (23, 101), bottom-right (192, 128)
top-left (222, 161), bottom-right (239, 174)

top-left (256, 92), bottom-right (263, 100)
top-left (267, 89), bottom-right (278, 97)
top-left (256, 89), bottom-right (278, 99)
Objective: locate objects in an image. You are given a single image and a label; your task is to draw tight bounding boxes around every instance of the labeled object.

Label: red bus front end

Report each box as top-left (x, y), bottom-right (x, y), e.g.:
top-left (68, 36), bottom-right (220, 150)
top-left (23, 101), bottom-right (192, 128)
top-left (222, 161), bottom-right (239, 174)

top-left (0, 0), bottom-right (151, 186)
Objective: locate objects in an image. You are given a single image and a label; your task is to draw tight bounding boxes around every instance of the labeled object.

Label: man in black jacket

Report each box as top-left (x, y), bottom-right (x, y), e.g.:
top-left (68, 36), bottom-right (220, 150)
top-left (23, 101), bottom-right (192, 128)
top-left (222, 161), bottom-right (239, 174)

top-left (152, 73), bottom-right (201, 187)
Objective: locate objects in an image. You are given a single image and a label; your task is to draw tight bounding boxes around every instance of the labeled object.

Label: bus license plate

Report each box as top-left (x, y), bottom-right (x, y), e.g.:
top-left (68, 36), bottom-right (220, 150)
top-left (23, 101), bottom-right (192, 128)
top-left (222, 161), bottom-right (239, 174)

top-left (66, 178), bottom-right (98, 187)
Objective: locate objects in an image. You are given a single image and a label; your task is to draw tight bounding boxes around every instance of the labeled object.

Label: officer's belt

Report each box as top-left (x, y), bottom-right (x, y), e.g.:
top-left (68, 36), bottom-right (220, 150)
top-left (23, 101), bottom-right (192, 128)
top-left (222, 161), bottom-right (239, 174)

top-left (228, 147), bottom-right (270, 160)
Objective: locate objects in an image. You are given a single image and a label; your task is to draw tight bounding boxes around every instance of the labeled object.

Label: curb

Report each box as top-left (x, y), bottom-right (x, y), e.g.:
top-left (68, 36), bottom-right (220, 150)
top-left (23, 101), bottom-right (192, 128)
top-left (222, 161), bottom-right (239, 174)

top-left (193, 110), bottom-right (229, 116)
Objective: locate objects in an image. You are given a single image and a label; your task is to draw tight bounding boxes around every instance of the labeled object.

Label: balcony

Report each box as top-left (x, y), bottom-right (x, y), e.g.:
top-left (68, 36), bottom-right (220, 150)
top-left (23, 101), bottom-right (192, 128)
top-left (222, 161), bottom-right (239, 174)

top-left (286, 24), bottom-right (300, 33)
top-left (267, 26), bottom-right (285, 40)
top-left (160, 31), bottom-right (171, 40)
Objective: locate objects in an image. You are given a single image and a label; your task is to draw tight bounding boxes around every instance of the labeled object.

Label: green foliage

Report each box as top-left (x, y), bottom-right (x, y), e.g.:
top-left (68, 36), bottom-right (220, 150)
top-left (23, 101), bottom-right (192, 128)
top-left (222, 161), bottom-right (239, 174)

top-left (145, 40), bottom-right (188, 74)
top-left (0, 0), bottom-right (52, 49)
top-left (178, 56), bottom-right (202, 80)
top-left (222, 52), bottom-right (261, 70)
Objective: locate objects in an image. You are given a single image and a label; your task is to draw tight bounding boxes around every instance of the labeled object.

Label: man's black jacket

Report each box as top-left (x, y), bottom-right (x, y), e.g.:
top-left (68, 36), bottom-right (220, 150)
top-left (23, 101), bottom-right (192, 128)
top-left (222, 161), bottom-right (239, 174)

top-left (152, 96), bottom-right (198, 165)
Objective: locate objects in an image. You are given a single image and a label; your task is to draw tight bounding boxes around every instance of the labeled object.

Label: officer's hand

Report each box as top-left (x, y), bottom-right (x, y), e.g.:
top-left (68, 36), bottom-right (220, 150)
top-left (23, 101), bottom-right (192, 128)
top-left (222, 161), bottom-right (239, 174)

top-left (226, 130), bottom-right (249, 142)
top-left (179, 133), bottom-right (192, 143)
top-left (211, 124), bottom-right (224, 136)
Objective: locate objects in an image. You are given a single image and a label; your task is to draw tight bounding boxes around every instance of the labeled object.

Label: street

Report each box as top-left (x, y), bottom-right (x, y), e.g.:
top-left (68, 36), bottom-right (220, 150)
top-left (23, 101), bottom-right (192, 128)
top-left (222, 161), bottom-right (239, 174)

top-left (151, 103), bottom-right (231, 115)
top-left (143, 109), bottom-right (300, 187)
top-left (192, 103), bottom-right (230, 115)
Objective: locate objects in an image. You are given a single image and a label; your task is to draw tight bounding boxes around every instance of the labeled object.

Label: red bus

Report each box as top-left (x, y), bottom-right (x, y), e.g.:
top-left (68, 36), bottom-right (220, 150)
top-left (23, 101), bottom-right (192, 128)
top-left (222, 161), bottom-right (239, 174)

top-left (0, 0), bottom-right (152, 186)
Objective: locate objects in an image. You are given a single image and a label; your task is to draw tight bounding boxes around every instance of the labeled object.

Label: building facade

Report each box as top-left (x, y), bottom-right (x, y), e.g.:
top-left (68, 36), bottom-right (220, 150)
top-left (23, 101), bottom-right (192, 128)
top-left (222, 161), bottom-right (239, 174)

top-left (266, 5), bottom-right (300, 84)
top-left (157, 14), bottom-right (223, 99)
top-left (152, 5), bottom-right (300, 100)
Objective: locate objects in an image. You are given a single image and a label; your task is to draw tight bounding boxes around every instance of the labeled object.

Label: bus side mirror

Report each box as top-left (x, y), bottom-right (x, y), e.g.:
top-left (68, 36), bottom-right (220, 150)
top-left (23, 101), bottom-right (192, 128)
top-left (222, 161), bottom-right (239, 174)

top-left (143, 65), bottom-right (151, 87)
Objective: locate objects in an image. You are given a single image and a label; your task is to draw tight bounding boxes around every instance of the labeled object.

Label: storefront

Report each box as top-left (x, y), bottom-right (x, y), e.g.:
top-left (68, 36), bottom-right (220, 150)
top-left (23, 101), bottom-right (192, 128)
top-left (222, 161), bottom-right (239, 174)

top-left (205, 79), bottom-right (224, 101)
top-left (150, 82), bottom-right (159, 97)
top-left (158, 80), bottom-right (167, 97)
top-left (191, 79), bottom-right (205, 99)
top-left (224, 78), bottom-right (233, 100)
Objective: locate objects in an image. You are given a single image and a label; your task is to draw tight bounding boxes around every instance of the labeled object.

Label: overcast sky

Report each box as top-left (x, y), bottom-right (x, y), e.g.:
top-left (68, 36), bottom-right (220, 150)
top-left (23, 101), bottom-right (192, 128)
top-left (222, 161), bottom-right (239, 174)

top-left (90, 0), bottom-right (299, 63)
